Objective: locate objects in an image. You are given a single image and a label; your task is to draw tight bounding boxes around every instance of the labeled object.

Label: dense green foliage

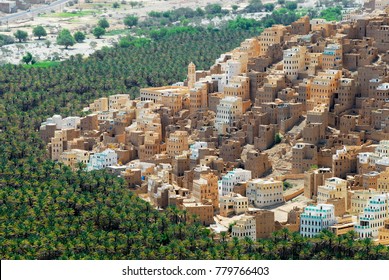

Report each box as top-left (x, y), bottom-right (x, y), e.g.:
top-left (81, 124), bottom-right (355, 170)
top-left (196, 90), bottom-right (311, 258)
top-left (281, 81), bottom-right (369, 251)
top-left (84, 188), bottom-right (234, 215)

top-left (22, 61), bottom-right (61, 69)
top-left (244, 0), bottom-right (265, 13)
top-left (14, 30), bottom-right (28, 43)
top-left (98, 18), bottom-right (110, 29)
top-left (285, 1), bottom-right (298, 11)
top-left (123, 15), bottom-right (139, 28)
top-left (74, 31), bottom-right (86, 43)
top-left (32, 26), bottom-right (47, 40)
top-left (320, 7), bottom-right (342, 21)
top-left (142, 0), bottom-right (322, 30)
top-left (92, 27), bottom-right (106, 39)
top-left (119, 36), bottom-right (151, 48)
top-left (22, 52), bottom-right (34, 65)
top-left (227, 17), bottom-right (263, 32)
top-left (56, 29), bottom-right (76, 49)
top-left (0, 34), bottom-right (15, 47)
top-left (283, 181), bottom-right (293, 190)
top-left (264, 3), bottom-right (275, 12)
top-left (275, 133), bottom-right (282, 144)
top-left (204, 4), bottom-right (228, 15)
top-left (148, 7), bottom-right (200, 21)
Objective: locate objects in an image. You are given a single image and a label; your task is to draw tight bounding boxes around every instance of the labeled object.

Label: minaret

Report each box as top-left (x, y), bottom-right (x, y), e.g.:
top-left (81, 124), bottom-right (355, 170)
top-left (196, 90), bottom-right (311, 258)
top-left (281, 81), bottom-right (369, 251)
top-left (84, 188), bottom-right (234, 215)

top-left (188, 62), bottom-right (196, 89)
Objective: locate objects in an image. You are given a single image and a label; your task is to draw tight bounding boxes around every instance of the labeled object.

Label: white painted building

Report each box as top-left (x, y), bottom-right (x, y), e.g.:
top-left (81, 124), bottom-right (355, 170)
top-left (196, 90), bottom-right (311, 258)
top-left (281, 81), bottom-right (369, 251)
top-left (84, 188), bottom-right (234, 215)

top-left (41, 114), bottom-right (80, 130)
top-left (357, 152), bottom-right (375, 165)
top-left (45, 114), bottom-right (63, 129)
top-left (87, 149), bottom-right (118, 171)
top-left (310, 18), bottom-right (327, 26)
top-left (376, 157), bottom-right (389, 170)
top-left (61, 116), bottom-right (81, 129)
top-left (357, 141), bottom-right (389, 168)
top-left (283, 46), bottom-right (306, 81)
top-left (210, 74), bottom-right (226, 92)
top-left (375, 140), bottom-right (389, 157)
top-left (215, 96), bottom-right (243, 134)
top-left (155, 163), bottom-right (172, 184)
top-left (231, 215), bottom-right (256, 240)
top-left (224, 60), bottom-right (241, 85)
top-left (219, 168), bottom-right (252, 196)
top-left (354, 194), bottom-right (389, 239)
top-left (246, 178), bottom-right (284, 208)
top-left (300, 204), bottom-right (336, 238)
top-left (190, 142), bottom-right (208, 160)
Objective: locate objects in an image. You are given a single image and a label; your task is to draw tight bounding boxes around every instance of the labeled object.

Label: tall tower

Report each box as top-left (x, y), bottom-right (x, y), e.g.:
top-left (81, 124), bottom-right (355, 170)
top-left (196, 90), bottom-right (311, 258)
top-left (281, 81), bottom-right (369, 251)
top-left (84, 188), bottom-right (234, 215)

top-left (187, 62), bottom-right (196, 89)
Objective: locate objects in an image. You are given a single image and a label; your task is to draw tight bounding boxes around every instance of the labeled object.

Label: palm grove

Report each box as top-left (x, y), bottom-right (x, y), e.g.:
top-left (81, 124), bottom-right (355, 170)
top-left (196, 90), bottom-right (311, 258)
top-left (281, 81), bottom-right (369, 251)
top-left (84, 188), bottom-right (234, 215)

top-left (0, 12), bottom-right (389, 261)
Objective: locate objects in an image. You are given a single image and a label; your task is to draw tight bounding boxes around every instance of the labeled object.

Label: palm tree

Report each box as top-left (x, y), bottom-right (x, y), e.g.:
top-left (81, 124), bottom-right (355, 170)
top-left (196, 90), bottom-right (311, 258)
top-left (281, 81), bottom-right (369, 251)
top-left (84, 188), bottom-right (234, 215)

top-left (242, 236), bottom-right (255, 254)
top-left (361, 238), bottom-right (373, 259)
top-left (319, 230), bottom-right (336, 251)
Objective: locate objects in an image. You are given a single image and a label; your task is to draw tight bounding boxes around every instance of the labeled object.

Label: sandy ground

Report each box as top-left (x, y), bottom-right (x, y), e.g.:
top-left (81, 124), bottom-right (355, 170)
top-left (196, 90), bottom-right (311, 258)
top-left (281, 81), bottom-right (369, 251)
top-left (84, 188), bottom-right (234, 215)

top-left (0, 35), bottom-right (120, 64)
top-left (265, 142), bottom-right (293, 177)
top-left (216, 213), bottom-right (247, 229)
top-left (283, 179), bottom-right (305, 196)
top-left (2, 0), bottom-right (252, 30)
top-left (270, 194), bottom-right (311, 222)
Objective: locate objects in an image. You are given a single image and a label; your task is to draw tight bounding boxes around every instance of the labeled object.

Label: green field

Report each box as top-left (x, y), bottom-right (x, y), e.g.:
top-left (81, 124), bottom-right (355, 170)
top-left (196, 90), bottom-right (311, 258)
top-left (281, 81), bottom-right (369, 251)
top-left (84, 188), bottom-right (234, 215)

top-left (23, 61), bottom-right (61, 68)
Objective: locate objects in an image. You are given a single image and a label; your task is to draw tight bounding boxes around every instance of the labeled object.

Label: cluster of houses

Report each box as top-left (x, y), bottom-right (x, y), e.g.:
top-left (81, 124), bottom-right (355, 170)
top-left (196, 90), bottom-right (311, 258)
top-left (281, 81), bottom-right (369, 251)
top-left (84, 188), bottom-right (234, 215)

top-left (40, 6), bottom-right (389, 243)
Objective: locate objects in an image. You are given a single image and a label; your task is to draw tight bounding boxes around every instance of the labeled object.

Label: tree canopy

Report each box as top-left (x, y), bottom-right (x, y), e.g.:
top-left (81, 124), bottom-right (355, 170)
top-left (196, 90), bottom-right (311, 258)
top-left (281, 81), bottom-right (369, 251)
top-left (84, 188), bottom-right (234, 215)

top-left (74, 31), bottom-right (86, 43)
top-left (22, 52), bottom-right (33, 64)
top-left (244, 0), bottom-right (264, 13)
top-left (205, 4), bottom-right (225, 15)
top-left (92, 27), bottom-right (106, 39)
top-left (0, 34), bottom-right (15, 46)
top-left (56, 29), bottom-right (76, 49)
top-left (285, 1), bottom-right (298, 10)
top-left (320, 6), bottom-right (342, 21)
top-left (33, 26), bottom-right (47, 40)
top-left (14, 30), bottom-right (28, 43)
top-left (98, 18), bottom-right (110, 29)
top-left (124, 15), bottom-right (139, 28)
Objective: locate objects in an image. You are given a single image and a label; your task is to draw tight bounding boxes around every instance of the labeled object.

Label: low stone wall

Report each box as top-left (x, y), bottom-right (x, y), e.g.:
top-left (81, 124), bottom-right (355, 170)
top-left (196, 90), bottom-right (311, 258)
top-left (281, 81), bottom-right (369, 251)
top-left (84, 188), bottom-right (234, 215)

top-left (284, 188), bottom-right (304, 202)
top-left (275, 173), bottom-right (305, 181)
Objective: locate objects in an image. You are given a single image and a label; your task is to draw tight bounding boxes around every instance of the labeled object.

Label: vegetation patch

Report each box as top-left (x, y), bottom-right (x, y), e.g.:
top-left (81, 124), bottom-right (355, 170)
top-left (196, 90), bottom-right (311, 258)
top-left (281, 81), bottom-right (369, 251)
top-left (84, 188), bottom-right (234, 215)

top-left (40, 10), bottom-right (98, 18)
top-left (320, 7), bottom-right (342, 21)
top-left (23, 61), bottom-right (60, 69)
top-left (105, 29), bottom-right (133, 36)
